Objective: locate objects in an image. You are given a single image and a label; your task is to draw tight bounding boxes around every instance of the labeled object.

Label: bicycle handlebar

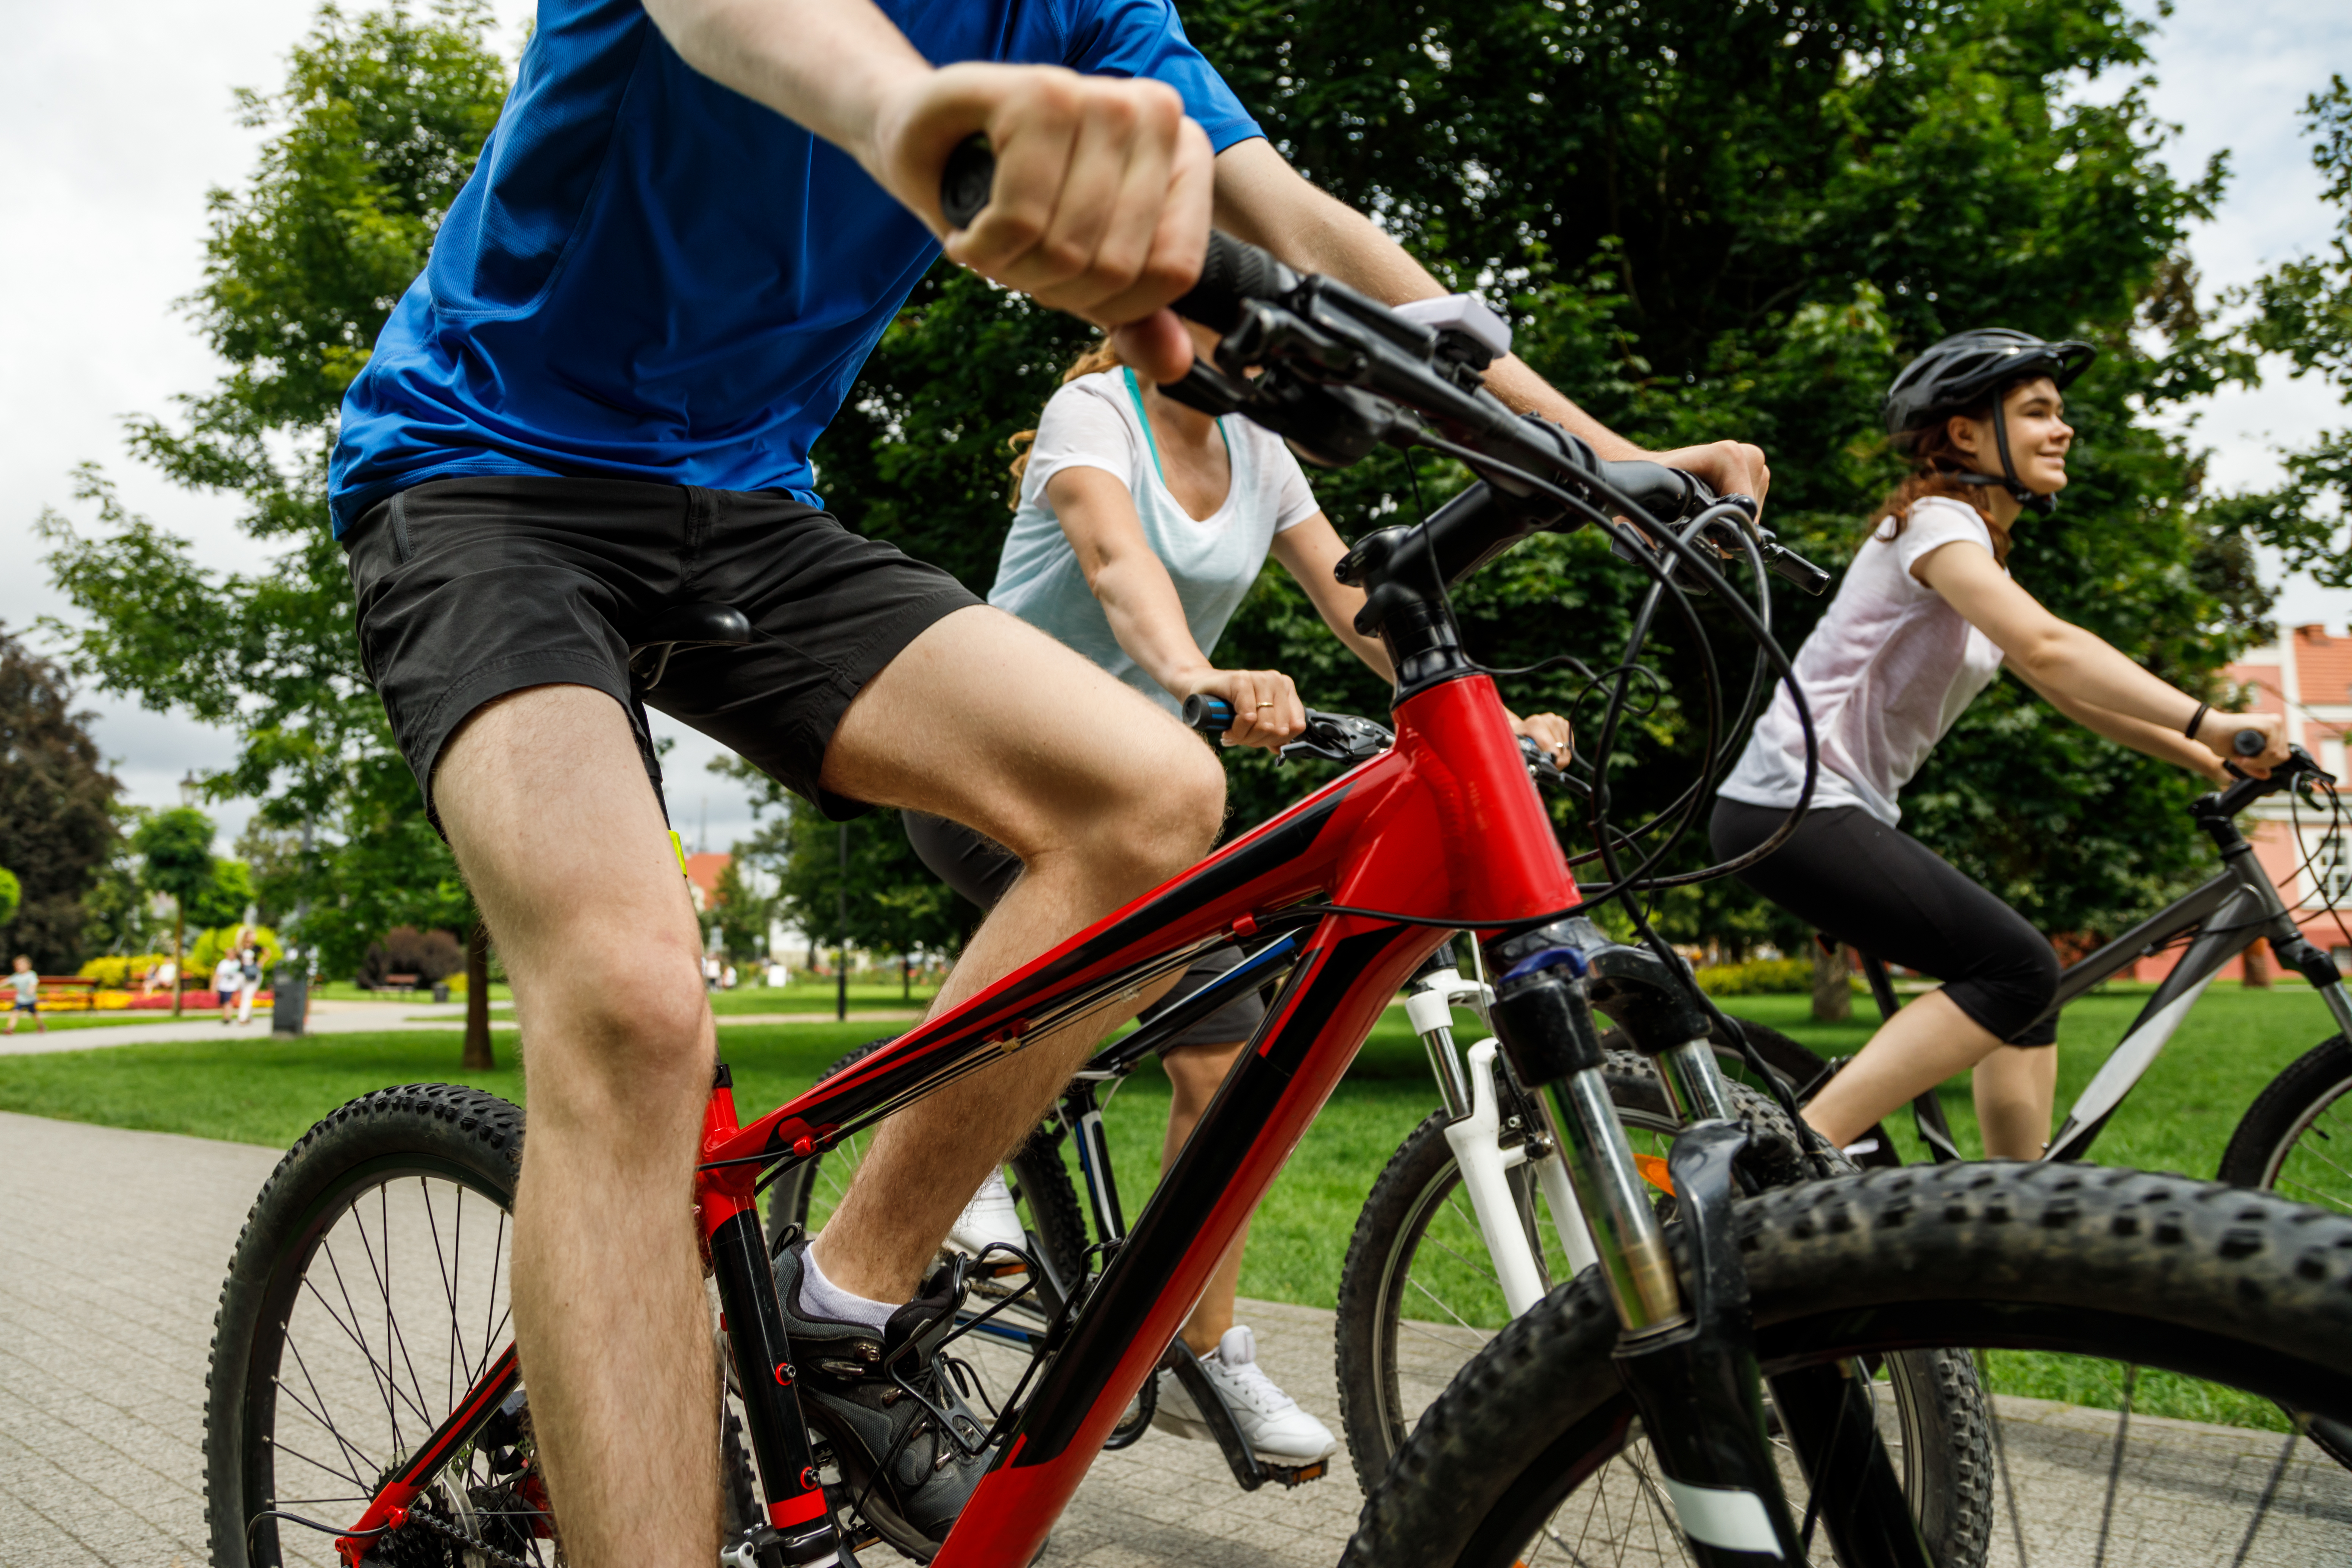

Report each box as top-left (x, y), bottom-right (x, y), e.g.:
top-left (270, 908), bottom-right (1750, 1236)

top-left (938, 137), bottom-right (1828, 598)
top-left (1182, 692), bottom-right (1572, 786)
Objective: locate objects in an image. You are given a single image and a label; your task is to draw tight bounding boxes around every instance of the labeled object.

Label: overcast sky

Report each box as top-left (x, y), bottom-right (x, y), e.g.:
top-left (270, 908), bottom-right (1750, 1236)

top-left (3, 0), bottom-right (2349, 855)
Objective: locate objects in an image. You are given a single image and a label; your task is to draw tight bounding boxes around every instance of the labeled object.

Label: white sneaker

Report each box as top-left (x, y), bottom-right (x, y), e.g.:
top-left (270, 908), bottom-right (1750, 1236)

top-left (946, 1170), bottom-right (1026, 1261)
top-left (1151, 1326), bottom-right (1338, 1463)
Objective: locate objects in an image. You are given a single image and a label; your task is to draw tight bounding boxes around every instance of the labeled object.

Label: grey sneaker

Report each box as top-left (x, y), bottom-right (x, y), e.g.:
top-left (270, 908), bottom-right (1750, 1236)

top-left (774, 1238), bottom-right (991, 1560)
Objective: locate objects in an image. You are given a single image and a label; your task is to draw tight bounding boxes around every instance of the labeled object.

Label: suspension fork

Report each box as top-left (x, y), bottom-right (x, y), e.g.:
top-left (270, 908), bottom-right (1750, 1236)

top-left (1485, 918), bottom-right (1931, 1567)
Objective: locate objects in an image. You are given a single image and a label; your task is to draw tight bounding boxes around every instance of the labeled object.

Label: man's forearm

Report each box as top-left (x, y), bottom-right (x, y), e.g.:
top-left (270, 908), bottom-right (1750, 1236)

top-left (1210, 141), bottom-right (1642, 457)
top-left (644, 0), bottom-right (927, 172)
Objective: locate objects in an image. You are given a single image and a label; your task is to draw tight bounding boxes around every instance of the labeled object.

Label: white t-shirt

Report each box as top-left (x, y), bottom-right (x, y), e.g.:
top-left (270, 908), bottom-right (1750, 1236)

top-left (989, 368), bottom-right (1320, 715)
top-left (1719, 496), bottom-right (2008, 826)
top-left (215, 956), bottom-right (244, 993)
top-left (7, 970), bottom-right (37, 1004)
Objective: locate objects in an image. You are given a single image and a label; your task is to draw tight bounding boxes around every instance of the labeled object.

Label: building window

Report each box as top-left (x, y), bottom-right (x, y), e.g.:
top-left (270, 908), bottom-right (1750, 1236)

top-left (2309, 830), bottom-right (2352, 910)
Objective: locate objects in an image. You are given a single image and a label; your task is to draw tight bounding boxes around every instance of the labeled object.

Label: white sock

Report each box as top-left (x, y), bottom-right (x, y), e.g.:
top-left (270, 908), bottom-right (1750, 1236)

top-left (798, 1242), bottom-right (897, 1333)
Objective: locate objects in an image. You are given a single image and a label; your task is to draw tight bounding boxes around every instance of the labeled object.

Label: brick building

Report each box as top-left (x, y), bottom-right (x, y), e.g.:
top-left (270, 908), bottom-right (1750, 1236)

top-left (2131, 623), bottom-right (2352, 981)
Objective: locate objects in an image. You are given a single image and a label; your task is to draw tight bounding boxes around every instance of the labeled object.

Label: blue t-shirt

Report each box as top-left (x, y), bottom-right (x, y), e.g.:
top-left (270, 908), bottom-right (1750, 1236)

top-left (328, 0), bottom-right (1261, 537)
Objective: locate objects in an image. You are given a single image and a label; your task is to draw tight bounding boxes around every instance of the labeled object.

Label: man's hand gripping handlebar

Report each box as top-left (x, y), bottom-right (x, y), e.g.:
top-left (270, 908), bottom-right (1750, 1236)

top-left (941, 136), bottom-right (1828, 599)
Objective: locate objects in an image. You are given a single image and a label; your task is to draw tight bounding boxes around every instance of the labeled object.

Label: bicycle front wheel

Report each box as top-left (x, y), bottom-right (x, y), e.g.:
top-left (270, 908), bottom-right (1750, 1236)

top-left (2219, 1033), bottom-right (2352, 1212)
top-left (1342, 1164), bottom-right (2352, 1568)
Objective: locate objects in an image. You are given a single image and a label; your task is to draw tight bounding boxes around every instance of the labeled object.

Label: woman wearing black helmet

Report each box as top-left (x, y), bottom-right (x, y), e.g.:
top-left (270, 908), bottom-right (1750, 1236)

top-left (1711, 329), bottom-right (2292, 1159)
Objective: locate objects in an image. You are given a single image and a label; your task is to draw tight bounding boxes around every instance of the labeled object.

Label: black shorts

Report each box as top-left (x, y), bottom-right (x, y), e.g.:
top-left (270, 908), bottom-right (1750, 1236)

top-left (901, 810), bottom-right (1266, 1053)
top-left (1710, 798), bottom-right (2060, 1047)
top-left (345, 476), bottom-right (980, 825)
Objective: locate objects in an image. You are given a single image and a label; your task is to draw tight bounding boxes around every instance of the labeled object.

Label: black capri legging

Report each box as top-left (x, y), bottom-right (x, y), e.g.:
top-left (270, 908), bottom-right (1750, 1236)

top-left (1710, 798), bottom-right (2059, 1047)
top-left (899, 810), bottom-right (1266, 1050)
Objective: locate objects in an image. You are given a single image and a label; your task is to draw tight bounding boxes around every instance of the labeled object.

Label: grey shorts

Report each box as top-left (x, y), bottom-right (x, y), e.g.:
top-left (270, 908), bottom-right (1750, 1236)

top-left (900, 810), bottom-right (1267, 1053)
top-left (344, 476), bottom-right (980, 826)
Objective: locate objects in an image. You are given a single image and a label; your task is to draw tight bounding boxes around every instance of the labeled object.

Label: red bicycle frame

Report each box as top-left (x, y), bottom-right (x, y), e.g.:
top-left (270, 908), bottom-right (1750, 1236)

top-left (684, 670), bottom-right (1571, 1566)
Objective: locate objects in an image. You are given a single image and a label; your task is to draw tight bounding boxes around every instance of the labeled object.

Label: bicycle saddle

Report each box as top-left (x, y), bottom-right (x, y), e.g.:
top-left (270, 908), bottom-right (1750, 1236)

top-left (629, 602), bottom-right (752, 690)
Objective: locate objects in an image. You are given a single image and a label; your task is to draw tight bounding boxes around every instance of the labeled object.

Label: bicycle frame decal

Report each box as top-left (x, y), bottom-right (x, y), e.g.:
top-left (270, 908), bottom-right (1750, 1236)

top-left (688, 673), bottom-right (1576, 1565)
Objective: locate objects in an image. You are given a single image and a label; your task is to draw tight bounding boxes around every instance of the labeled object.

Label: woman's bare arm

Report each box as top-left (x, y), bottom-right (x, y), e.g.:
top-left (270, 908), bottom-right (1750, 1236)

top-left (1914, 538), bottom-right (2286, 775)
top-left (1268, 515), bottom-right (1393, 680)
top-left (2007, 664), bottom-right (2229, 782)
top-left (1045, 466), bottom-right (1303, 749)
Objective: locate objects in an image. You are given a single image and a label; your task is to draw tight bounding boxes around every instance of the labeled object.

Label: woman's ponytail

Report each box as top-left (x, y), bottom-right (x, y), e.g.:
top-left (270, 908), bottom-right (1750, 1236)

top-left (1005, 337), bottom-right (1130, 509)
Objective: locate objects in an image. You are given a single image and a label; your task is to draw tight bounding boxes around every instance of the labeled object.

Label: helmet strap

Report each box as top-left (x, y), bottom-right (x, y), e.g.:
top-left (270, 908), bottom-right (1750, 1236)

top-left (1989, 399), bottom-right (2051, 513)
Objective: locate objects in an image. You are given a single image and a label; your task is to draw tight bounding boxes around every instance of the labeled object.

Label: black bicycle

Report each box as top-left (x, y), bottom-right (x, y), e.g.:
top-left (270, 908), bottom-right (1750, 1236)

top-left (1806, 741), bottom-right (2352, 1196)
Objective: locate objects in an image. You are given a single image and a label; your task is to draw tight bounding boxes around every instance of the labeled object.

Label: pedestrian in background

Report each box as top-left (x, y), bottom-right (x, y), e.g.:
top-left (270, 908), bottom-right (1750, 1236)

top-left (236, 947), bottom-right (264, 1026)
top-left (215, 952), bottom-right (244, 1025)
top-left (6, 956), bottom-right (44, 1036)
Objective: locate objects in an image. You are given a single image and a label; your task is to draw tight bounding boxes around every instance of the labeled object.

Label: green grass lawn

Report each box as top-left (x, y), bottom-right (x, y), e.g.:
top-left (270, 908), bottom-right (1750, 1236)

top-left (4, 982), bottom-right (2337, 1428)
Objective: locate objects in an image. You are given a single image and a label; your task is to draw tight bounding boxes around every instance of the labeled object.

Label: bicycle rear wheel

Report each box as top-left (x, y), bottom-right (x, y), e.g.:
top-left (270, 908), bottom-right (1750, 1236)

top-left (1341, 1164), bottom-right (2352, 1568)
top-left (204, 1084), bottom-right (759, 1566)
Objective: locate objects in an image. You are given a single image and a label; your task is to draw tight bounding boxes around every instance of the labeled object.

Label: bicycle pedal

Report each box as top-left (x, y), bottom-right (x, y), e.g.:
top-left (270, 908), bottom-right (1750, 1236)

top-left (1257, 1457), bottom-right (1328, 1487)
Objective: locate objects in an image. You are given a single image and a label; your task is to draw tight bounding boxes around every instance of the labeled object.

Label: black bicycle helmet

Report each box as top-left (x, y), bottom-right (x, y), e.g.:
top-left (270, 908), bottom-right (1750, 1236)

top-left (1883, 328), bottom-right (2096, 514)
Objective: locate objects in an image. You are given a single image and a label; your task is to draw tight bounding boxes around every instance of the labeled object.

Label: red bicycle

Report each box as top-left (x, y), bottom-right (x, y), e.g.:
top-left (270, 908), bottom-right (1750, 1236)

top-left (202, 151), bottom-right (2352, 1568)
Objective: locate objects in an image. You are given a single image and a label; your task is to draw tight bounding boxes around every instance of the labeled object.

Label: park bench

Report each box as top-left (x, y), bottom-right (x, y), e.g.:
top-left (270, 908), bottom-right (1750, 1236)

top-left (36, 976), bottom-right (98, 1011)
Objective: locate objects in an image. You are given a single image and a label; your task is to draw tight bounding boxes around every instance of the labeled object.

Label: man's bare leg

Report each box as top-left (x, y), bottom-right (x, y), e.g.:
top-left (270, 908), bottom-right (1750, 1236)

top-left (436, 685), bottom-right (719, 1568)
top-left (811, 607), bottom-right (1225, 1304)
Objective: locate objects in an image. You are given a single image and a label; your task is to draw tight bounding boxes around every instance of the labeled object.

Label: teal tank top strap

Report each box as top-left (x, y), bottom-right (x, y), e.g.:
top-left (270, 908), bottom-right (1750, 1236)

top-left (1122, 366), bottom-right (1168, 487)
top-left (1123, 364), bottom-right (1230, 484)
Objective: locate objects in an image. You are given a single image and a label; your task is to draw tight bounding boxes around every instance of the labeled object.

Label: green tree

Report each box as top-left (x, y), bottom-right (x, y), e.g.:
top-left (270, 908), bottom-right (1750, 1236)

top-left (720, 760), bottom-right (968, 993)
top-left (0, 869), bottom-right (19, 930)
top-left (810, 0), bottom-right (2265, 947)
top-left (709, 857), bottom-right (774, 966)
top-left (0, 627), bottom-right (123, 970)
top-left (133, 807), bottom-right (217, 1017)
top-left (2227, 75), bottom-right (2352, 587)
top-left (34, 1), bottom-right (508, 984)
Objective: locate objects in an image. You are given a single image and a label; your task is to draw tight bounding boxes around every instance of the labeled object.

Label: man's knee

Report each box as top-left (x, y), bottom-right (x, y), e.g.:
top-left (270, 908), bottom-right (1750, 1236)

top-left (1099, 733), bottom-right (1224, 877)
top-left (522, 949), bottom-right (712, 1117)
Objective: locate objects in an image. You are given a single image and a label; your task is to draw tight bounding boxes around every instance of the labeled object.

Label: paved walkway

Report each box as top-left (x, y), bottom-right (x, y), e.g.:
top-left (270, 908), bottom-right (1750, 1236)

top-left (4, 1111), bottom-right (2348, 1566)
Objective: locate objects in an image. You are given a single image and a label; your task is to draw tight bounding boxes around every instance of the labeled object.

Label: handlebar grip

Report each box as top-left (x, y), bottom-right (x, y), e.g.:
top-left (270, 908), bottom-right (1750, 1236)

top-left (940, 134), bottom-right (996, 228)
top-left (2234, 728), bottom-right (2266, 758)
top-left (936, 136), bottom-right (1293, 332)
top-left (1595, 459), bottom-right (1699, 520)
top-left (1171, 231), bottom-right (1296, 332)
top-left (1769, 546), bottom-right (1832, 597)
top-left (1183, 694), bottom-right (1235, 734)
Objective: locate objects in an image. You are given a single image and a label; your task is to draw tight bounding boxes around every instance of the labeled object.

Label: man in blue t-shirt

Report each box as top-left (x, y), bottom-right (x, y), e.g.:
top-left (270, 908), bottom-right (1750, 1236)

top-left (335, 0), bottom-right (1768, 1557)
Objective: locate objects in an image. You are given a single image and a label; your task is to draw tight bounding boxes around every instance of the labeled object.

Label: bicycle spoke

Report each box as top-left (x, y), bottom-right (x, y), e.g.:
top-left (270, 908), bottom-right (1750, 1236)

top-left (356, 1184), bottom-right (437, 1444)
top-left (2227, 1422), bottom-right (2304, 1566)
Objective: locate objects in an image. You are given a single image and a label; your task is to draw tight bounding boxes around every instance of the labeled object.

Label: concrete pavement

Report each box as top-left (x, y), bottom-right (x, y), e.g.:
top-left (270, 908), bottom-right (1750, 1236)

top-left (3, 1109), bottom-right (2348, 1566)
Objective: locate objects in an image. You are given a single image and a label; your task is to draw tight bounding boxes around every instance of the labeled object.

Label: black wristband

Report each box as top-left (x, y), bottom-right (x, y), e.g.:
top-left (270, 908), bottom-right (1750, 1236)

top-left (2185, 702), bottom-right (2209, 741)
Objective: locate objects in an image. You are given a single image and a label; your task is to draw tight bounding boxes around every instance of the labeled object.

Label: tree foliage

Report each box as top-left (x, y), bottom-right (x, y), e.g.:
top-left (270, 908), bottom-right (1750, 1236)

top-left (0, 630), bottom-right (123, 969)
top-left (716, 762), bottom-right (972, 967)
top-left (2226, 74), bottom-right (2352, 588)
top-left (812, 0), bottom-right (2265, 944)
top-left (34, 0), bottom-right (508, 980)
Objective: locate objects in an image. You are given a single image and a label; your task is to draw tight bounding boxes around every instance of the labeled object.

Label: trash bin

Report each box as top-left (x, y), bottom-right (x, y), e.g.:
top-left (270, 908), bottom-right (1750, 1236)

top-left (272, 971), bottom-right (310, 1038)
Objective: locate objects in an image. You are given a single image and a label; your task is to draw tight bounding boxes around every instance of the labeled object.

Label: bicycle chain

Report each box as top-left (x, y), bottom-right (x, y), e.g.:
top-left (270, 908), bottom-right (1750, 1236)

top-left (381, 1501), bottom-right (537, 1568)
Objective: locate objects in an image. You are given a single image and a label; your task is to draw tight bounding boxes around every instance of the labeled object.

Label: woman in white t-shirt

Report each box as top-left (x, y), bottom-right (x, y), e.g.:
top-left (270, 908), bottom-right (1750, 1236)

top-left (905, 331), bottom-right (1569, 1462)
top-left (1713, 329), bottom-right (2289, 1160)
